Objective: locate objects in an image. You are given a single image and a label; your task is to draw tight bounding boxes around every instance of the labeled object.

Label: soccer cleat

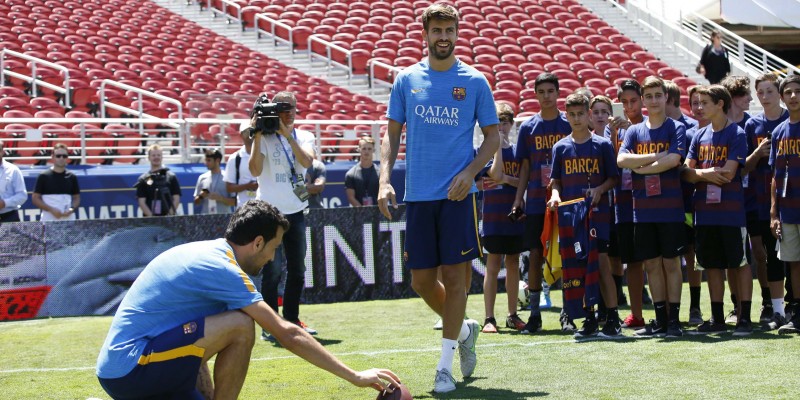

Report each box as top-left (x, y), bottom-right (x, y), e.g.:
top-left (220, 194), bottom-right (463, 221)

top-left (522, 314), bottom-right (542, 334)
top-left (574, 317), bottom-right (599, 338)
top-left (433, 369), bottom-right (456, 393)
top-left (482, 317), bottom-right (498, 334)
top-left (763, 313), bottom-right (787, 331)
top-left (598, 317), bottom-right (623, 339)
top-left (691, 319), bottom-right (729, 335)
top-left (688, 308), bottom-right (704, 325)
top-left (778, 315), bottom-right (800, 335)
top-left (634, 320), bottom-right (667, 337)
top-left (292, 320), bottom-right (317, 335)
top-left (733, 320), bottom-right (753, 336)
top-left (666, 320), bottom-right (683, 338)
top-left (458, 319), bottom-right (480, 378)
top-left (759, 305), bottom-right (774, 324)
top-left (725, 309), bottom-right (738, 324)
top-left (261, 331), bottom-right (277, 342)
top-left (540, 291), bottom-right (552, 309)
top-left (505, 314), bottom-right (526, 331)
top-left (433, 318), bottom-right (443, 330)
top-left (560, 311), bottom-right (577, 331)
top-left (621, 314), bottom-right (645, 329)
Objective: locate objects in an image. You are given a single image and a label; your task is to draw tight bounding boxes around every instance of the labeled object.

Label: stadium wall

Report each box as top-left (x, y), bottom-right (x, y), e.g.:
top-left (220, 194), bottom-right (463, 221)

top-left (0, 202), bottom-right (497, 321)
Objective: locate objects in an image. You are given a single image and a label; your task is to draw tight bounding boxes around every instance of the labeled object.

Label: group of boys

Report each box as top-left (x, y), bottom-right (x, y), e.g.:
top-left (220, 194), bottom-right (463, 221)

top-left (479, 71), bottom-right (800, 340)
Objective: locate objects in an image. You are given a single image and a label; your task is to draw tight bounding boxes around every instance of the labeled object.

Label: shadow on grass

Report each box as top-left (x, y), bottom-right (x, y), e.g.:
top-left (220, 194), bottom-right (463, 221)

top-left (263, 337), bottom-right (343, 348)
top-left (414, 380), bottom-right (547, 399)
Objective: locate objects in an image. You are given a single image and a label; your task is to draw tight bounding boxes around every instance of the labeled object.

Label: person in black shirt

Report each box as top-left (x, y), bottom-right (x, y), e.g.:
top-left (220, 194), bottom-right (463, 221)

top-left (32, 143), bottom-right (80, 221)
top-left (134, 144), bottom-right (181, 217)
top-left (345, 137), bottom-right (379, 207)
top-left (696, 30), bottom-right (731, 84)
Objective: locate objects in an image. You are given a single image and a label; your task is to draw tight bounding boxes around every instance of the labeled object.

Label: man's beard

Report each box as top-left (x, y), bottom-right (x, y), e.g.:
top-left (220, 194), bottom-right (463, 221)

top-left (428, 41), bottom-right (454, 60)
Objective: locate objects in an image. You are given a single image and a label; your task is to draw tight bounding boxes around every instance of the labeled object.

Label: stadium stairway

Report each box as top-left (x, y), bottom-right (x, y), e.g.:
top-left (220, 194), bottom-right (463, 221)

top-left (151, 0), bottom-right (391, 104)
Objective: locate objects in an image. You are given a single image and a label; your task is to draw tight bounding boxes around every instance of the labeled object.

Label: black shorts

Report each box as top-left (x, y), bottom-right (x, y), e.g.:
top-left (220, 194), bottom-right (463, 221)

top-left (523, 213), bottom-right (545, 251)
top-left (746, 213), bottom-right (772, 238)
top-left (685, 224), bottom-right (695, 247)
top-left (610, 222), bottom-right (640, 263)
top-left (634, 222), bottom-right (687, 260)
top-left (695, 225), bottom-right (750, 270)
top-left (482, 234), bottom-right (526, 255)
top-left (597, 239), bottom-right (609, 254)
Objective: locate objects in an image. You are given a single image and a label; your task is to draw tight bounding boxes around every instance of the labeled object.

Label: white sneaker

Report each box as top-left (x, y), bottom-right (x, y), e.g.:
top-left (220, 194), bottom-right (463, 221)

top-left (433, 368), bottom-right (456, 393)
top-left (433, 318), bottom-right (443, 330)
top-left (458, 319), bottom-right (480, 378)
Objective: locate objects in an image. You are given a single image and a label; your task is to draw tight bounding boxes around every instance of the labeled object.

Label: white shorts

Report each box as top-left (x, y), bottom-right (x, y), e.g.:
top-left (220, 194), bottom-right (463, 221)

top-left (778, 223), bottom-right (800, 262)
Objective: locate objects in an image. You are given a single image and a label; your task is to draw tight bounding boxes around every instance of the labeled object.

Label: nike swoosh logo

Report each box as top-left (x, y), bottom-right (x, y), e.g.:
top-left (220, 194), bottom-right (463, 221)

top-left (461, 248), bottom-right (473, 256)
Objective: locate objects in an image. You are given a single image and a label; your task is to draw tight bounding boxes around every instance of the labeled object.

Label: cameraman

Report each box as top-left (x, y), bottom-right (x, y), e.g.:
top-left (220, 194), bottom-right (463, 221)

top-left (135, 144), bottom-right (181, 217)
top-left (248, 91), bottom-right (319, 337)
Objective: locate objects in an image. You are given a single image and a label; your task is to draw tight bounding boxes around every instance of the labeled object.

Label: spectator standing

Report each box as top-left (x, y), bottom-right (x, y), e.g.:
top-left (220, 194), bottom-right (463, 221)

top-left (248, 91), bottom-right (318, 338)
top-left (134, 144), bottom-right (181, 217)
top-left (224, 124), bottom-right (259, 208)
top-left (345, 137), bottom-right (379, 206)
top-left (0, 140), bottom-right (28, 222)
top-left (696, 30), bottom-right (731, 84)
top-left (32, 143), bottom-right (80, 221)
top-left (193, 148), bottom-right (235, 215)
top-left (306, 158), bottom-right (327, 209)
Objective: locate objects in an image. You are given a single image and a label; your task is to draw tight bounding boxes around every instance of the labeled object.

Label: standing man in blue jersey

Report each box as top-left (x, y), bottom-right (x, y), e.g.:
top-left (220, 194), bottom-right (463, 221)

top-left (378, 3), bottom-right (500, 394)
top-left (512, 73), bottom-right (573, 333)
top-left (97, 201), bottom-right (400, 399)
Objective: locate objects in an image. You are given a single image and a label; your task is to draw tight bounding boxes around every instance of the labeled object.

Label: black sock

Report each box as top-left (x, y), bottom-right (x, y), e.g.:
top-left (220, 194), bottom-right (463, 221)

top-left (762, 287), bottom-right (771, 306)
top-left (585, 307), bottom-right (597, 322)
top-left (731, 293), bottom-right (738, 310)
top-left (711, 301), bottom-right (724, 323)
top-left (654, 301), bottom-right (667, 326)
top-left (690, 286), bottom-right (701, 310)
top-left (741, 301), bottom-right (752, 322)
top-left (669, 302), bottom-right (681, 323)
top-left (607, 307), bottom-right (619, 321)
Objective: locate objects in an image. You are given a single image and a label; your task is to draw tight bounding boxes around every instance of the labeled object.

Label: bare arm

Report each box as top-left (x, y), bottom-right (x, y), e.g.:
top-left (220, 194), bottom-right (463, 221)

top-left (31, 192), bottom-right (55, 214)
top-left (681, 158), bottom-right (732, 185)
top-left (487, 145), bottom-right (504, 182)
top-left (448, 124), bottom-right (500, 201)
top-left (345, 188), bottom-right (361, 207)
top-left (586, 176), bottom-right (619, 206)
top-left (743, 138), bottom-right (770, 175)
top-left (248, 133), bottom-right (264, 177)
top-left (378, 120), bottom-right (403, 219)
top-left (547, 179), bottom-right (562, 209)
top-left (512, 158), bottom-right (530, 211)
top-left (771, 174), bottom-right (781, 239)
top-left (617, 151), bottom-right (665, 169)
top-left (634, 153), bottom-right (682, 175)
top-left (306, 175), bottom-right (325, 195)
top-left (226, 181), bottom-right (258, 194)
top-left (171, 194), bottom-right (180, 215)
top-left (242, 301), bottom-right (399, 391)
top-left (138, 197), bottom-right (153, 217)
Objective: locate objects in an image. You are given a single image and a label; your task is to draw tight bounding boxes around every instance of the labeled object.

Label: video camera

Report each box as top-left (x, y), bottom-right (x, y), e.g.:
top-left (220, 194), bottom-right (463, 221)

top-left (251, 94), bottom-right (293, 137)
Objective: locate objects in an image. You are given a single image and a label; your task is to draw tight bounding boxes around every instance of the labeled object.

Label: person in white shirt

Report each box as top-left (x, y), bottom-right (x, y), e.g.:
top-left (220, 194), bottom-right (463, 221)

top-left (225, 125), bottom-right (259, 209)
top-left (0, 140), bottom-right (28, 222)
top-left (248, 91), bottom-right (318, 338)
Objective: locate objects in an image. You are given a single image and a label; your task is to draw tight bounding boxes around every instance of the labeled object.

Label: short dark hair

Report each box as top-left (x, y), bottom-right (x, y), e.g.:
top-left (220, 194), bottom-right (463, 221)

top-left (617, 79), bottom-right (642, 98)
top-left (720, 75), bottom-right (750, 98)
top-left (535, 72), bottom-right (559, 92)
top-left (204, 148), bottom-right (223, 160)
top-left (225, 200), bottom-right (290, 246)
top-left (780, 74), bottom-right (800, 94)
top-left (697, 84), bottom-right (732, 114)
top-left (755, 73), bottom-right (780, 91)
top-left (565, 93), bottom-right (590, 110)
top-left (421, 3), bottom-right (459, 31)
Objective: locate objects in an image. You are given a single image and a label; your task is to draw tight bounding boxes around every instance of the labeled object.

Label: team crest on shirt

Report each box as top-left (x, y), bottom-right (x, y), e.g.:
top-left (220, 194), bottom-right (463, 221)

top-left (183, 322), bottom-right (197, 334)
top-left (452, 87), bottom-right (466, 101)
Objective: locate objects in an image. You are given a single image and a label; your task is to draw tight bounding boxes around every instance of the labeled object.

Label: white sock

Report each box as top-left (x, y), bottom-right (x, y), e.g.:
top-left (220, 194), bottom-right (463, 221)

top-left (457, 320), bottom-right (470, 342)
top-left (772, 298), bottom-right (785, 317)
top-left (437, 339), bottom-right (458, 371)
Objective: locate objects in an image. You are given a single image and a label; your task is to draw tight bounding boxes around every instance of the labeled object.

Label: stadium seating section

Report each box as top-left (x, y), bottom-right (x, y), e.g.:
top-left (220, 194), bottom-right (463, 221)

top-left (1, 0), bottom-right (697, 164)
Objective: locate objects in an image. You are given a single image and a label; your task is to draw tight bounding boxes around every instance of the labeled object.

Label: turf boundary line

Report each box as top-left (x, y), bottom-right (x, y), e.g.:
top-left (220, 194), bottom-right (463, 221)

top-left (0, 339), bottom-right (578, 374)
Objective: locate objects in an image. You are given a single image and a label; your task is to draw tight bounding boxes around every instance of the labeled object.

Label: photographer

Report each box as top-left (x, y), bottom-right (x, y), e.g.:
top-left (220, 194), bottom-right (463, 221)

top-left (135, 144), bottom-right (181, 217)
top-left (247, 91), bottom-right (319, 338)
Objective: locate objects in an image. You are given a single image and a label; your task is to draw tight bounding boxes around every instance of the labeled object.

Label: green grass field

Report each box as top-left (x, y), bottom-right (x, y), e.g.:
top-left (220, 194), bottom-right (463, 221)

top-left (1, 281), bottom-right (798, 400)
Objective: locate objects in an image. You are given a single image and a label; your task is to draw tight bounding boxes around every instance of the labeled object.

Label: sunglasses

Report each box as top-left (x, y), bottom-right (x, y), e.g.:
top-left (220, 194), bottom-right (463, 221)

top-left (54, 154), bottom-right (69, 158)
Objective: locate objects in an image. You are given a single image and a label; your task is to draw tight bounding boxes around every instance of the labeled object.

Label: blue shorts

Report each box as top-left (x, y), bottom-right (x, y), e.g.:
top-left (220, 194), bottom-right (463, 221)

top-left (98, 319), bottom-right (206, 400)
top-left (405, 193), bottom-right (481, 269)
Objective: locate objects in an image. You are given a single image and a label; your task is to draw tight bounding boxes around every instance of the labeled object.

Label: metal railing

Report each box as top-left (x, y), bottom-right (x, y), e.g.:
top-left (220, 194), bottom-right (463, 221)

top-left (307, 35), bottom-right (356, 79)
top-left (1, 49), bottom-right (72, 108)
top-left (680, 11), bottom-right (800, 78)
top-left (254, 13), bottom-right (297, 49)
top-left (208, 0), bottom-right (243, 27)
top-left (368, 59), bottom-right (404, 89)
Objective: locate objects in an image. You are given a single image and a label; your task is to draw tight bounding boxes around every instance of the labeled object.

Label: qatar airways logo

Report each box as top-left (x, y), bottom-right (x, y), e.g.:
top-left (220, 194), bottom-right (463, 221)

top-left (414, 105), bottom-right (460, 127)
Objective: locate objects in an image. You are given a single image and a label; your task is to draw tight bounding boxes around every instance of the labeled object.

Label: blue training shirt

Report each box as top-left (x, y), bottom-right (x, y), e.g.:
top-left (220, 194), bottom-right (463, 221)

top-left (97, 239), bottom-right (262, 379)
top-left (387, 59), bottom-right (499, 201)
